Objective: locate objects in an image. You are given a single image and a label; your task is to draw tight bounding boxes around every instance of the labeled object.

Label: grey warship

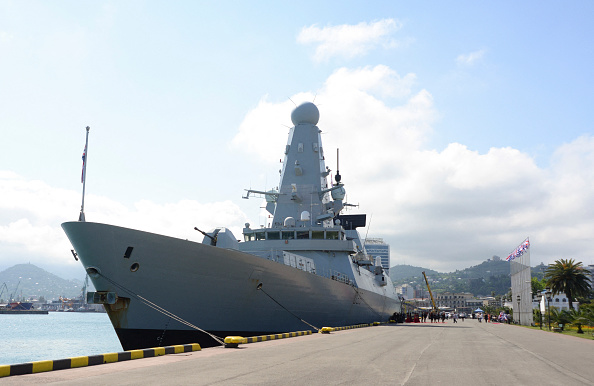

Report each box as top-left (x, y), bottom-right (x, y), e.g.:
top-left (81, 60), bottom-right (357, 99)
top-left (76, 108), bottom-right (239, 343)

top-left (62, 102), bottom-right (402, 350)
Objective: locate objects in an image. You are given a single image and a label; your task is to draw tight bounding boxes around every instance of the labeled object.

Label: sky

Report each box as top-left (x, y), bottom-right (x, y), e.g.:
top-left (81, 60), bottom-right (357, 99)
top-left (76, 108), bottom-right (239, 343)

top-left (1, 1), bottom-right (594, 280)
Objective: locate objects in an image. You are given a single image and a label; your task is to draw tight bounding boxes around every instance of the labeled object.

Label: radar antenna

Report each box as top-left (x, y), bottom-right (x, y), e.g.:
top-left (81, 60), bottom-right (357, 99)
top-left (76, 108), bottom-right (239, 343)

top-left (335, 148), bottom-right (341, 184)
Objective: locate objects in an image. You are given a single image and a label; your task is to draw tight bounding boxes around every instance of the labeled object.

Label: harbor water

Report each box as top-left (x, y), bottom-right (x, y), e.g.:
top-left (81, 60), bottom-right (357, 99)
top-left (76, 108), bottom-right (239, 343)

top-left (1, 312), bottom-right (122, 366)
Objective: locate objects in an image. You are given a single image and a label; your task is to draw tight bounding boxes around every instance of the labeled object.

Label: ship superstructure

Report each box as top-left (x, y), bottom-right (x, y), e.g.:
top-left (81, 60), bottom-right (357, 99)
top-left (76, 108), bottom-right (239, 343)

top-left (238, 102), bottom-right (390, 288)
top-left (62, 102), bottom-right (401, 350)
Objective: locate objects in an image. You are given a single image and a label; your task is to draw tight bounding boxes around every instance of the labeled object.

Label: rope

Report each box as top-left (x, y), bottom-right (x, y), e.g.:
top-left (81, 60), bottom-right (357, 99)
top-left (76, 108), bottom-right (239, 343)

top-left (98, 272), bottom-right (225, 346)
top-left (257, 285), bottom-right (320, 332)
top-left (352, 286), bottom-right (383, 319)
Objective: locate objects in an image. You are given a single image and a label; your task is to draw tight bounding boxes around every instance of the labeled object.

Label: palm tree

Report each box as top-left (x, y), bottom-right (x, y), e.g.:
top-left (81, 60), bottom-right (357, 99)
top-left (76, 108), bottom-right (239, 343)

top-left (544, 259), bottom-right (592, 310)
top-left (568, 308), bottom-right (589, 334)
top-left (549, 307), bottom-right (572, 331)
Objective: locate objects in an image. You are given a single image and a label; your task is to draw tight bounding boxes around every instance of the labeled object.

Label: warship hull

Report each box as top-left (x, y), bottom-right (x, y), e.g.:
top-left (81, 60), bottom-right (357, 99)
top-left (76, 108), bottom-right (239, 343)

top-left (63, 221), bottom-right (400, 350)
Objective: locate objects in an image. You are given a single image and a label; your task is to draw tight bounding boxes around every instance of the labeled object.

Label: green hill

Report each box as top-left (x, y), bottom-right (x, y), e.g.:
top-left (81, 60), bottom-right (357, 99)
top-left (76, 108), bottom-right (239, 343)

top-left (0, 264), bottom-right (84, 302)
top-left (389, 256), bottom-right (541, 297)
top-left (389, 264), bottom-right (439, 281)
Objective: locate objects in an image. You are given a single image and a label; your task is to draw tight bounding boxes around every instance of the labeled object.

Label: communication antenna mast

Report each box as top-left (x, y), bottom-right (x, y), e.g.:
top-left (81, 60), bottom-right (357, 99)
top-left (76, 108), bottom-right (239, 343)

top-left (335, 148), bottom-right (341, 184)
top-left (79, 126), bottom-right (90, 222)
top-left (364, 214), bottom-right (372, 244)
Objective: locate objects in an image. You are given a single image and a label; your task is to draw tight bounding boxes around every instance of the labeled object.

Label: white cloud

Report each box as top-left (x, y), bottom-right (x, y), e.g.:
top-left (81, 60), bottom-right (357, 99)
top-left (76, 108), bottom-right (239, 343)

top-left (4, 64), bottom-right (594, 275)
top-left (0, 172), bottom-right (249, 276)
top-left (0, 31), bottom-right (13, 43)
top-left (324, 65), bottom-right (416, 99)
top-left (297, 19), bottom-right (403, 62)
top-left (456, 49), bottom-right (486, 66)
top-left (230, 66), bottom-right (594, 272)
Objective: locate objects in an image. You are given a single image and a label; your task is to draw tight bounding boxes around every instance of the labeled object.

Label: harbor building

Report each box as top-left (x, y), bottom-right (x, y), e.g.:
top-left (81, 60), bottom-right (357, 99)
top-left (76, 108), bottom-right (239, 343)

top-left (435, 292), bottom-right (475, 312)
top-left (364, 238), bottom-right (390, 274)
top-left (395, 284), bottom-right (415, 300)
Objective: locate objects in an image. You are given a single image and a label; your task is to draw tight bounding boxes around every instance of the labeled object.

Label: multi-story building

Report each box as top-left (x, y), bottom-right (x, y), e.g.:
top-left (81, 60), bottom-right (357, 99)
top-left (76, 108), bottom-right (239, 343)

top-left (586, 265), bottom-right (594, 287)
top-left (364, 238), bottom-right (390, 275)
top-left (434, 292), bottom-right (474, 311)
top-left (466, 298), bottom-right (485, 312)
top-left (395, 284), bottom-right (415, 300)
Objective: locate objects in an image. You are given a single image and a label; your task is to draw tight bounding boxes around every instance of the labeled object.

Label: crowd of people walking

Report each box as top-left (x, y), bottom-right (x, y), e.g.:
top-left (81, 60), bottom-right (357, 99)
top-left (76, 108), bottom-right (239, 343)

top-left (396, 310), bottom-right (512, 324)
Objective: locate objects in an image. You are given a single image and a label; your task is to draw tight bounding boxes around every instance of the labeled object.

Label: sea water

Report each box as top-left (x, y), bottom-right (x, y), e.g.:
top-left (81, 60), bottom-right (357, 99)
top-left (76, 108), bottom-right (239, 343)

top-left (0, 312), bottom-right (123, 365)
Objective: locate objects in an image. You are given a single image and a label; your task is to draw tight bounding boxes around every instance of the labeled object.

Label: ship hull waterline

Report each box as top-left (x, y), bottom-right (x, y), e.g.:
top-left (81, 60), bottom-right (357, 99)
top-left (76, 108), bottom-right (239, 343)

top-left (62, 221), bottom-right (401, 350)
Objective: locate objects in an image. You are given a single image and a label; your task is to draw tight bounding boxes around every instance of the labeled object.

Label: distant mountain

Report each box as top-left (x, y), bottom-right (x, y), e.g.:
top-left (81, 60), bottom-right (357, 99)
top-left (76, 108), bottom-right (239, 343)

top-left (0, 264), bottom-right (84, 302)
top-left (390, 256), bottom-right (546, 297)
top-left (454, 257), bottom-right (510, 278)
top-left (389, 264), bottom-right (439, 281)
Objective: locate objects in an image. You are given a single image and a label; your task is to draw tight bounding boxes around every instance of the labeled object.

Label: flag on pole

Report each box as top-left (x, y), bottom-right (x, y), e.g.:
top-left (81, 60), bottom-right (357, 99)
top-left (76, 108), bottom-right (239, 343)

top-left (506, 237), bottom-right (530, 261)
top-left (81, 145), bottom-right (86, 183)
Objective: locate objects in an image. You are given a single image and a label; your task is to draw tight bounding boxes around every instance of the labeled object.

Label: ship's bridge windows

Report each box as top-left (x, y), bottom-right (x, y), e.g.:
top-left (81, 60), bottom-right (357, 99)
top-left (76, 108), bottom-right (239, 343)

top-left (326, 231), bottom-right (339, 240)
top-left (296, 231), bottom-right (309, 239)
top-left (255, 232), bottom-right (266, 241)
top-left (312, 231), bottom-right (324, 239)
top-left (244, 233), bottom-right (255, 242)
top-left (267, 231), bottom-right (280, 240)
top-left (282, 231), bottom-right (295, 240)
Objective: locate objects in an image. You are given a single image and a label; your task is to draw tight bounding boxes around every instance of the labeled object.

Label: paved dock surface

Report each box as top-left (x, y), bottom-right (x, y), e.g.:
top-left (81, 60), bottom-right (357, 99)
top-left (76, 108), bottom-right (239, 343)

top-left (4, 321), bottom-right (594, 385)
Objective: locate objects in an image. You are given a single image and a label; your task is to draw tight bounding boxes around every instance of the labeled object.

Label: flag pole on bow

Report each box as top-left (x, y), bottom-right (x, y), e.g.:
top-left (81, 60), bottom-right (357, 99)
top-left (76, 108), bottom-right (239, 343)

top-left (79, 126), bottom-right (90, 222)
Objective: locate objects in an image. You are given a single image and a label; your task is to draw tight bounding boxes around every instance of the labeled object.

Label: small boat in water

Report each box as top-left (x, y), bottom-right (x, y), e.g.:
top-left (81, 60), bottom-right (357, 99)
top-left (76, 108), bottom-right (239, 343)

top-left (9, 302), bottom-right (33, 311)
top-left (0, 302), bottom-right (47, 314)
top-left (62, 102), bottom-right (402, 350)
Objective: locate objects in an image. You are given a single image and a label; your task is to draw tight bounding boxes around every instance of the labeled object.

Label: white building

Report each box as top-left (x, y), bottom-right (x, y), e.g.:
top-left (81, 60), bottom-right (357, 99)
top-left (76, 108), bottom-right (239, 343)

top-left (395, 284), bottom-right (415, 300)
top-left (532, 290), bottom-right (578, 312)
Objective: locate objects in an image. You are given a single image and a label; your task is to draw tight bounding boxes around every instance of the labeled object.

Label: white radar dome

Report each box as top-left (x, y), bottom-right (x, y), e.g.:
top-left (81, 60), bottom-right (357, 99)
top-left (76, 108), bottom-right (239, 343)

top-left (291, 102), bottom-right (319, 126)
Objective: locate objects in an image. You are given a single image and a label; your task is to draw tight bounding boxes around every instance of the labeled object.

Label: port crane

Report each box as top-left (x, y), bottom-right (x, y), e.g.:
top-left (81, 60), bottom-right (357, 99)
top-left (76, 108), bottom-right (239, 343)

top-left (422, 271), bottom-right (439, 312)
top-left (9, 280), bottom-right (20, 302)
top-left (0, 282), bottom-right (8, 301)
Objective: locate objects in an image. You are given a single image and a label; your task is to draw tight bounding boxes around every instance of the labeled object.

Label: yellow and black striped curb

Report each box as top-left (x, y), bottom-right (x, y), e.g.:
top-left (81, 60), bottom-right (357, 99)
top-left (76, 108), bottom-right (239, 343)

top-left (224, 322), bottom-right (386, 347)
top-left (224, 330), bottom-right (312, 347)
top-left (0, 343), bottom-right (201, 378)
top-left (320, 321), bottom-right (385, 333)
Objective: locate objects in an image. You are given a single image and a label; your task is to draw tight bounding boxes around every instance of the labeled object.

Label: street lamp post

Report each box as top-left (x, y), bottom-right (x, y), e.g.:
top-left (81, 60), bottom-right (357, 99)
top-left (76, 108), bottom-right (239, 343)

top-left (516, 294), bottom-right (521, 325)
top-left (538, 293), bottom-right (544, 330)
top-left (545, 288), bottom-right (552, 331)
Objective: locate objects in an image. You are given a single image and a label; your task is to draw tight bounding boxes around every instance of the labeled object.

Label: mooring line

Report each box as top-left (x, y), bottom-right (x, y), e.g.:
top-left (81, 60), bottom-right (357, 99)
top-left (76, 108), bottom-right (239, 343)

top-left (352, 286), bottom-right (383, 319)
top-left (257, 284), bottom-right (320, 332)
top-left (98, 272), bottom-right (225, 346)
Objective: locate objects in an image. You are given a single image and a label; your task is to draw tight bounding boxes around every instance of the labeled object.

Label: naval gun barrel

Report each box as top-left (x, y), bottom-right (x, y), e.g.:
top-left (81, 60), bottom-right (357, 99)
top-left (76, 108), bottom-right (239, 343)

top-left (194, 227), bottom-right (215, 242)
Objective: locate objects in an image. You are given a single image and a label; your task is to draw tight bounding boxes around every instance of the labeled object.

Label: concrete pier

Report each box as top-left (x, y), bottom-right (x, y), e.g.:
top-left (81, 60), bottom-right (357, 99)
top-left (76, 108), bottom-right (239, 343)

top-left (3, 321), bottom-right (594, 385)
top-left (0, 310), bottom-right (48, 314)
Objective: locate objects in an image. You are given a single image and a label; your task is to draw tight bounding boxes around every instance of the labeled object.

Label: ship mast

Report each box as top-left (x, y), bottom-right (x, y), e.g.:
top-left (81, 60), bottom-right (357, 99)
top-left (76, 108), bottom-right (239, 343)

top-left (79, 126), bottom-right (90, 222)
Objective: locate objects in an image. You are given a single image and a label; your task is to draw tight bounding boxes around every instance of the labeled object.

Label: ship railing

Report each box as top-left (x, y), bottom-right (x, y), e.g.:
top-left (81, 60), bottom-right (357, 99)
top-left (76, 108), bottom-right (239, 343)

top-left (319, 268), bottom-right (356, 287)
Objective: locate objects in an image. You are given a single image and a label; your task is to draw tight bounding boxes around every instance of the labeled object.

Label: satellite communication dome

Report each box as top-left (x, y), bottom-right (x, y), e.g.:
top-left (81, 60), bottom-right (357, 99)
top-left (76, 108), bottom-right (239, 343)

top-left (291, 102), bottom-right (319, 126)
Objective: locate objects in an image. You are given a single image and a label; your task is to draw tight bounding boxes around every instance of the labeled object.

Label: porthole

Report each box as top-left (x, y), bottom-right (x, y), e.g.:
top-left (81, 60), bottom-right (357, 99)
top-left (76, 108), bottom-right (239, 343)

top-left (130, 262), bottom-right (140, 272)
